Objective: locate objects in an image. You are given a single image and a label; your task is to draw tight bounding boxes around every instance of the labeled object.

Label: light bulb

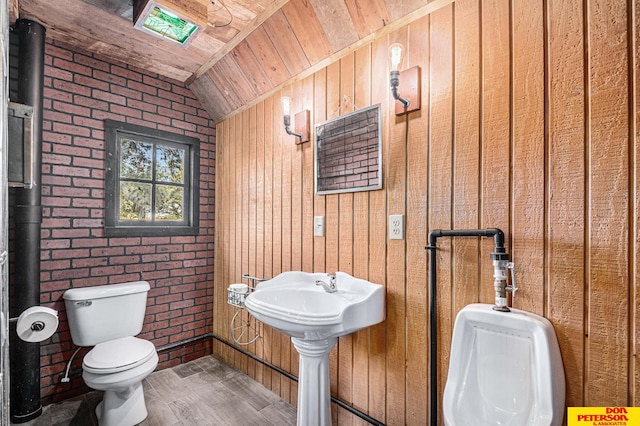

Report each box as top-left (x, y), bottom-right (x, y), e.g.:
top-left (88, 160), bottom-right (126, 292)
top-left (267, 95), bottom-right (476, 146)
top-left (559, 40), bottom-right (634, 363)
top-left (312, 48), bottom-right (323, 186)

top-left (389, 43), bottom-right (404, 72)
top-left (281, 96), bottom-right (292, 116)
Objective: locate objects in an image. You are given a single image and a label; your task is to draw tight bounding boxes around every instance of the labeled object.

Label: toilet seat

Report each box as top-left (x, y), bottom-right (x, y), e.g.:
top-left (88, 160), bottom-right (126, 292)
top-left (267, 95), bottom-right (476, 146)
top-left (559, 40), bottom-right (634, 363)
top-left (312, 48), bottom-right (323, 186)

top-left (83, 336), bottom-right (156, 374)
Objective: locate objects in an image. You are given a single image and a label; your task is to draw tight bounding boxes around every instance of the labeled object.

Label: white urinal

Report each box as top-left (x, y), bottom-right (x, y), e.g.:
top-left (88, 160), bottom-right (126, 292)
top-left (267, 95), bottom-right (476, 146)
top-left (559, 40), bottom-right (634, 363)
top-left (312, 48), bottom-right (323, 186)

top-left (443, 304), bottom-right (565, 426)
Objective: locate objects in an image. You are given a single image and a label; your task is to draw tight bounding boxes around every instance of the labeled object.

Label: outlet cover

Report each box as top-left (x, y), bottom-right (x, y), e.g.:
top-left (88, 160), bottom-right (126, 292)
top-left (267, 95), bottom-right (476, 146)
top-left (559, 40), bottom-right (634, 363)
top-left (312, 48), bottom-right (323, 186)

top-left (389, 214), bottom-right (404, 240)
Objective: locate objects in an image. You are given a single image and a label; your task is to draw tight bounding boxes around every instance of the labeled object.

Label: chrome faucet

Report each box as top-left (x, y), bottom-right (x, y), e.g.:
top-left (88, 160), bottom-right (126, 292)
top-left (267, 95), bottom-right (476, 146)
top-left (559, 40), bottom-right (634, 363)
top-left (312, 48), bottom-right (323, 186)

top-left (315, 273), bottom-right (337, 293)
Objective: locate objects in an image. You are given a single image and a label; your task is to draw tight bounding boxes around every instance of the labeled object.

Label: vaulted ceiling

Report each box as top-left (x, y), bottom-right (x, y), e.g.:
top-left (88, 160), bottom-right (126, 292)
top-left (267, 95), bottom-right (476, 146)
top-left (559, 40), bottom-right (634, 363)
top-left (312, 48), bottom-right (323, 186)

top-left (15, 0), bottom-right (440, 122)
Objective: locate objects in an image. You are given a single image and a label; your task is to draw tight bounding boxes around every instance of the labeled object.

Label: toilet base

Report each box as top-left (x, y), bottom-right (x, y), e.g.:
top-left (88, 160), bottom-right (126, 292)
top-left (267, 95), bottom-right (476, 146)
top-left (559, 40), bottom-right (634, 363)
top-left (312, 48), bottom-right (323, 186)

top-left (95, 382), bottom-right (148, 426)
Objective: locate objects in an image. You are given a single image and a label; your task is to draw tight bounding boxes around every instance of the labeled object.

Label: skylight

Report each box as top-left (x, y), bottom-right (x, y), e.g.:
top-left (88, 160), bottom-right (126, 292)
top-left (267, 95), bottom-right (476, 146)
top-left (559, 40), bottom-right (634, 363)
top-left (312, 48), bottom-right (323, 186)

top-left (133, 1), bottom-right (201, 47)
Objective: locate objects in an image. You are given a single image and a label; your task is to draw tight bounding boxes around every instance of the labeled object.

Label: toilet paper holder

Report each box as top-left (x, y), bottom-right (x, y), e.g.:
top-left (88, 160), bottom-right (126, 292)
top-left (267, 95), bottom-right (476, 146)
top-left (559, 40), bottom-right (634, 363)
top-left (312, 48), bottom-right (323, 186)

top-left (9, 306), bottom-right (59, 342)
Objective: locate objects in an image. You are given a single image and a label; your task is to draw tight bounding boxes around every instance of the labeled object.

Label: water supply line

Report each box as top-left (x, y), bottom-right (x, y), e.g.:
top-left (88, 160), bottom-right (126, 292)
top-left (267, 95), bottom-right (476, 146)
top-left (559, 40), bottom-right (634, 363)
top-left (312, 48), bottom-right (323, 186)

top-left (425, 228), bottom-right (514, 426)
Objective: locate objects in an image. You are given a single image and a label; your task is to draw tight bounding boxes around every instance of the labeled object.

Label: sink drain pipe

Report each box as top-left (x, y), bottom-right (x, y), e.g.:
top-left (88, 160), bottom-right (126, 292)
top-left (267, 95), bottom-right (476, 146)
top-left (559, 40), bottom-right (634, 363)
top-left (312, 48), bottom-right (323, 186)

top-left (425, 228), bottom-right (508, 426)
top-left (211, 333), bottom-right (384, 426)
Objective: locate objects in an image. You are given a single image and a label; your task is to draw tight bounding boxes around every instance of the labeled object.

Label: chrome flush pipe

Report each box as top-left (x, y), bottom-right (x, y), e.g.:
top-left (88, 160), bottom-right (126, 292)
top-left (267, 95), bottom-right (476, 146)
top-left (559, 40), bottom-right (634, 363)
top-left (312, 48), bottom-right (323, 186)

top-left (490, 233), bottom-right (511, 312)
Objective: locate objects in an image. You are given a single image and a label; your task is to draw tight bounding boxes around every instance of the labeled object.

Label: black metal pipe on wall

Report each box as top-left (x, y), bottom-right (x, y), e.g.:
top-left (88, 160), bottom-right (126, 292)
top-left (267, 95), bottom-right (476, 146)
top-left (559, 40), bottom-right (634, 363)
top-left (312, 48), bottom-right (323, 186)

top-left (425, 228), bottom-right (505, 426)
top-left (9, 19), bottom-right (46, 424)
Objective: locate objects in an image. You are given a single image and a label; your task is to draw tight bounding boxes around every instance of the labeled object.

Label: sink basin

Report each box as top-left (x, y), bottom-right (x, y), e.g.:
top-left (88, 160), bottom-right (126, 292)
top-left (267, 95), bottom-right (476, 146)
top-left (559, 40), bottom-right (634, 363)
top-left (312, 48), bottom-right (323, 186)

top-left (244, 271), bottom-right (385, 426)
top-left (244, 271), bottom-right (385, 340)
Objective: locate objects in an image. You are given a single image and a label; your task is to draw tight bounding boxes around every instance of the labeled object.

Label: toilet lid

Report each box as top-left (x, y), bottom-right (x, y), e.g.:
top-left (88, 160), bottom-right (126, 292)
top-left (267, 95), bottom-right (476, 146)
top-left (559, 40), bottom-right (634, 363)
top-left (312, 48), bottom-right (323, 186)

top-left (83, 336), bottom-right (156, 374)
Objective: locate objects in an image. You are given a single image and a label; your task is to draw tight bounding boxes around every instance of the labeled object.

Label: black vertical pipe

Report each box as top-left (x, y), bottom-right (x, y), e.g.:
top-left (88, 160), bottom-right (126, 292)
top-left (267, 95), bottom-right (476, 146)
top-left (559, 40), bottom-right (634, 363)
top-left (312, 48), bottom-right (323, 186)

top-left (9, 19), bottom-right (45, 424)
top-left (425, 228), bottom-right (505, 426)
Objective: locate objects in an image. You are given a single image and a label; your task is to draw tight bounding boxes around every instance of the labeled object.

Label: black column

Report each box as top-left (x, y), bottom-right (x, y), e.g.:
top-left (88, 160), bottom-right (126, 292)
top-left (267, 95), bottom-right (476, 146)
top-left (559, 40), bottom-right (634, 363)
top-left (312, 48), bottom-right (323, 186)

top-left (9, 18), bottom-right (45, 424)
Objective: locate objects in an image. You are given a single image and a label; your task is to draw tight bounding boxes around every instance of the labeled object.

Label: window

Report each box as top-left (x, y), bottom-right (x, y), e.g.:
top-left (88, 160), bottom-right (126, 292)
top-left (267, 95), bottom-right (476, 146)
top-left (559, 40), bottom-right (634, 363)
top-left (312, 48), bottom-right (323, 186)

top-left (105, 120), bottom-right (200, 236)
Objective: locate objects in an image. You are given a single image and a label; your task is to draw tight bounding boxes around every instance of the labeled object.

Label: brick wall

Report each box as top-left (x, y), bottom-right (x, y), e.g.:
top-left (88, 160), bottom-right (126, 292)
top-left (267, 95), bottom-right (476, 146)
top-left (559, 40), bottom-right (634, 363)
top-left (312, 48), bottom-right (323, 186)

top-left (26, 39), bottom-right (215, 404)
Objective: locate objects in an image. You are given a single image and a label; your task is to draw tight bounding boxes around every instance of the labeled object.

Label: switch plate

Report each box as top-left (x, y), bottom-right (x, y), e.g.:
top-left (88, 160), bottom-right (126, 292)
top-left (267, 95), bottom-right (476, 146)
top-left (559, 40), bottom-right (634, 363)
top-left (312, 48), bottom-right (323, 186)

top-left (314, 216), bottom-right (325, 237)
top-left (389, 214), bottom-right (404, 240)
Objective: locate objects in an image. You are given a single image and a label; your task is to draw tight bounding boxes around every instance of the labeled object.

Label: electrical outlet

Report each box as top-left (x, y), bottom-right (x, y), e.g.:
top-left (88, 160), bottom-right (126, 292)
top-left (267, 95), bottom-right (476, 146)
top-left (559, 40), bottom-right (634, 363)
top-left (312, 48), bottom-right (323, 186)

top-left (314, 216), bottom-right (325, 237)
top-left (389, 214), bottom-right (404, 240)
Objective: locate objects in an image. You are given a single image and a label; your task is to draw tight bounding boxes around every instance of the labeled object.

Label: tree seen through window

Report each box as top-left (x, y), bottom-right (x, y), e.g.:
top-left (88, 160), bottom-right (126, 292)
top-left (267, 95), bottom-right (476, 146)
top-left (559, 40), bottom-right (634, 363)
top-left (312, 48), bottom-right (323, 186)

top-left (119, 139), bottom-right (185, 222)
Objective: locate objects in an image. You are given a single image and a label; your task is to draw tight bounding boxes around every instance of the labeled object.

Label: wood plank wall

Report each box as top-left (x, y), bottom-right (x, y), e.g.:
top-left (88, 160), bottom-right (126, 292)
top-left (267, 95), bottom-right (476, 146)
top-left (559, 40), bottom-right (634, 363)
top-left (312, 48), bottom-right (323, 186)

top-left (213, 0), bottom-right (640, 423)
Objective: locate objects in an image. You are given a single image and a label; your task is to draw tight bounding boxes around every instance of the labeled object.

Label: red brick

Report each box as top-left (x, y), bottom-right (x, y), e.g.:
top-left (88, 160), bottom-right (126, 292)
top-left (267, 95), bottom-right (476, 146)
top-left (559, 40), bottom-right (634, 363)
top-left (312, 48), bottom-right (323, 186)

top-left (72, 218), bottom-right (104, 228)
top-left (126, 263), bottom-right (156, 273)
top-left (41, 236), bottom-right (71, 250)
top-left (90, 265), bottom-right (125, 276)
top-left (54, 79), bottom-right (92, 97)
top-left (74, 95), bottom-right (108, 111)
top-left (51, 165), bottom-right (90, 177)
top-left (73, 115), bottom-right (103, 129)
top-left (52, 122), bottom-right (91, 137)
top-left (143, 75), bottom-right (171, 91)
top-left (158, 105), bottom-right (184, 120)
top-left (54, 100), bottom-right (91, 117)
top-left (52, 248), bottom-right (90, 259)
top-left (44, 87), bottom-right (73, 103)
top-left (75, 74), bottom-right (109, 91)
top-left (51, 228), bottom-right (90, 239)
top-left (92, 109), bottom-right (126, 122)
top-left (72, 198), bottom-right (103, 208)
top-left (127, 98), bottom-right (156, 113)
top-left (93, 69), bottom-right (126, 86)
top-left (46, 44), bottom-right (73, 61)
top-left (92, 89), bottom-right (126, 105)
top-left (43, 153), bottom-right (72, 166)
top-left (51, 268), bottom-right (88, 280)
top-left (142, 111), bottom-right (171, 125)
top-left (54, 57), bottom-right (92, 76)
top-left (73, 257), bottom-right (107, 268)
top-left (71, 177), bottom-right (102, 188)
top-left (45, 66), bottom-right (72, 81)
top-left (73, 53), bottom-right (110, 73)
top-left (158, 88), bottom-right (184, 103)
top-left (52, 186), bottom-right (90, 198)
top-left (142, 92), bottom-right (171, 108)
top-left (129, 80), bottom-right (157, 96)
top-left (43, 131), bottom-right (72, 145)
top-left (110, 65), bottom-right (143, 82)
top-left (110, 104), bottom-right (142, 119)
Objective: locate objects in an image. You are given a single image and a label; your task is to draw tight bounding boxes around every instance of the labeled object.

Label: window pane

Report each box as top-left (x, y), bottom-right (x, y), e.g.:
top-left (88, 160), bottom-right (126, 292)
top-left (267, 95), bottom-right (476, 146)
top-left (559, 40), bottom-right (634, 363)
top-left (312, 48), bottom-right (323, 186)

top-left (120, 181), bottom-right (152, 220)
top-left (156, 184), bottom-right (184, 221)
top-left (120, 139), bottom-right (152, 180)
top-left (156, 145), bottom-right (185, 184)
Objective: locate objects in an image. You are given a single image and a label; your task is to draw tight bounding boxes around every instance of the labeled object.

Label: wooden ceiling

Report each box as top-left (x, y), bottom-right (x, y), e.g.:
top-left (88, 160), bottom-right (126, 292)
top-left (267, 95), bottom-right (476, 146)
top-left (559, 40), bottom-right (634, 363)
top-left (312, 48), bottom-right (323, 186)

top-left (15, 0), bottom-right (440, 122)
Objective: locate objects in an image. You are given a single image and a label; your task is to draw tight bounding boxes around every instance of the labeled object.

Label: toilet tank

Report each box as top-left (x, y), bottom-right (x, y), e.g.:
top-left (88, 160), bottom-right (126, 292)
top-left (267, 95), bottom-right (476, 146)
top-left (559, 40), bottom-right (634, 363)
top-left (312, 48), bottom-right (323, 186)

top-left (63, 281), bottom-right (150, 347)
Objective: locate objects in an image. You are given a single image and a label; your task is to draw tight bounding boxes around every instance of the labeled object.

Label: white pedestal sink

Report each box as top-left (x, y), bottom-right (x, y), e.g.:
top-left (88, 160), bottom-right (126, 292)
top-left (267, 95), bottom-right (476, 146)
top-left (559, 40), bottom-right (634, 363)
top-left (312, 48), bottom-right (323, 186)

top-left (244, 271), bottom-right (385, 426)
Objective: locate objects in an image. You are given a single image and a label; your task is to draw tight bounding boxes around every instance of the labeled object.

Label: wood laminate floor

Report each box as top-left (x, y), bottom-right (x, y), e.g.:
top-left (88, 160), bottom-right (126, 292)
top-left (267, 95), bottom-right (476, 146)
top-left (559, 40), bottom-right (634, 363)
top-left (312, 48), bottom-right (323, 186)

top-left (14, 355), bottom-right (297, 426)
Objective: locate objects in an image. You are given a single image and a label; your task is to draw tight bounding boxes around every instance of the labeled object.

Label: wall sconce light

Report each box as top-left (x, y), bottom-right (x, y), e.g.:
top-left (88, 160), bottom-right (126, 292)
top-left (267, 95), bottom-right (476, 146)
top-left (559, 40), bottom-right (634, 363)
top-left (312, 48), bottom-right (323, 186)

top-left (281, 96), bottom-right (310, 144)
top-left (388, 43), bottom-right (421, 115)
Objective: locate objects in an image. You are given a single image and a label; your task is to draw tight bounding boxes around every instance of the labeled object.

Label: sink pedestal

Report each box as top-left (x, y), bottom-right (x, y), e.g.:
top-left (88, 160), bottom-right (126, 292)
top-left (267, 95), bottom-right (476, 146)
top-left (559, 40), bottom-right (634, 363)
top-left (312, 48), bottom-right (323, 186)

top-left (291, 337), bottom-right (337, 426)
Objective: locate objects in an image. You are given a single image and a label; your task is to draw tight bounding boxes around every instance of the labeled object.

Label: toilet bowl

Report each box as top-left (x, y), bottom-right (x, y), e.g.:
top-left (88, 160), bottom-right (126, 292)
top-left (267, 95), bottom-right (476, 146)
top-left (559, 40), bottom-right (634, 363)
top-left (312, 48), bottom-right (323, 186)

top-left (82, 336), bottom-right (159, 425)
top-left (63, 282), bottom-right (158, 426)
top-left (443, 304), bottom-right (565, 426)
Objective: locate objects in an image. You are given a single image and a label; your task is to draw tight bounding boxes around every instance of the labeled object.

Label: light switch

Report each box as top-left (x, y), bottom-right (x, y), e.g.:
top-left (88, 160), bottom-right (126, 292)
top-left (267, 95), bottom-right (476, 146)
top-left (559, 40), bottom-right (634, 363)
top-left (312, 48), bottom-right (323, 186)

top-left (314, 216), bottom-right (325, 237)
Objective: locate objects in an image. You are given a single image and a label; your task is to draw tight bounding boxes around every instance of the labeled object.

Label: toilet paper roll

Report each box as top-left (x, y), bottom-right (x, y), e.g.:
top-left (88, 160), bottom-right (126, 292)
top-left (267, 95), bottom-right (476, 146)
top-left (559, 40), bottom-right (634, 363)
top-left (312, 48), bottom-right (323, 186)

top-left (16, 306), bottom-right (59, 343)
top-left (229, 283), bottom-right (249, 294)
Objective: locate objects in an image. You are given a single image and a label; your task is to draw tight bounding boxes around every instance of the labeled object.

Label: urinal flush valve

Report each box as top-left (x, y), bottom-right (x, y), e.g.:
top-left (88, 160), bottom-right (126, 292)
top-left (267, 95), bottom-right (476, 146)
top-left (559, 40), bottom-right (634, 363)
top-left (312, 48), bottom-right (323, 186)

top-left (491, 251), bottom-right (516, 312)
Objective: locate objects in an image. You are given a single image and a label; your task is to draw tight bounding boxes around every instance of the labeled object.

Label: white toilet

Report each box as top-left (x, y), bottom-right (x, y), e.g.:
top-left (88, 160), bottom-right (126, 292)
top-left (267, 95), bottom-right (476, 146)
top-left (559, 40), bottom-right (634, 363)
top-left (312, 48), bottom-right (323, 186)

top-left (63, 281), bottom-right (158, 426)
top-left (443, 303), bottom-right (565, 426)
